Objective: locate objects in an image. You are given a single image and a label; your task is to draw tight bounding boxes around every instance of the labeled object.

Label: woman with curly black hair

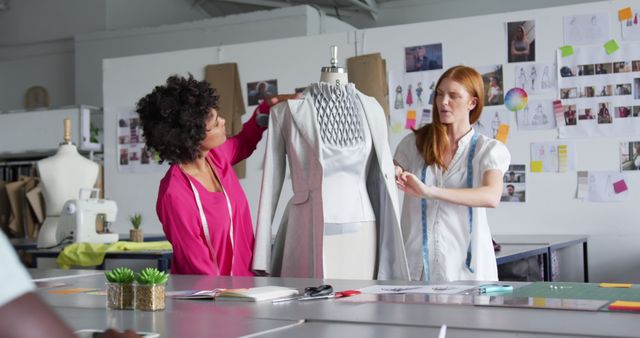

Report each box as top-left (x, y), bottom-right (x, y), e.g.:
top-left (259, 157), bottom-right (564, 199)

top-left (137, 74), bottom-right (293, 276)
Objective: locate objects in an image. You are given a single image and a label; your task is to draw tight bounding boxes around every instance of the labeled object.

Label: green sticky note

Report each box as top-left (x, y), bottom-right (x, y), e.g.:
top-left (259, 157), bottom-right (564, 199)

top-left (531, 161), bottom-right (543, 173)
top-left (604, 39), bottom-right (620, 55)
top-left (559, 45), bottom-right (574, 57)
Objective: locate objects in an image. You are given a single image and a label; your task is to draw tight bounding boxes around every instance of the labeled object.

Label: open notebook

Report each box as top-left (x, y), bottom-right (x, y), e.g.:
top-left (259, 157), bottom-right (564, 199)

top-left (173, 286), bottom-right (298, 302)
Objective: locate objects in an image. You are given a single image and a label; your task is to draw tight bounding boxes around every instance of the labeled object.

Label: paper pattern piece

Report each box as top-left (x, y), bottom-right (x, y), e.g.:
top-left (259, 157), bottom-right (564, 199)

top-left (563, 14), bottom-right (610, 46)
top-left (604, 39), bottom-right (620, 54)
top-left (556, 42), bottom-right (640, 138)
top-left (358, 284), bottom-right (475, 295)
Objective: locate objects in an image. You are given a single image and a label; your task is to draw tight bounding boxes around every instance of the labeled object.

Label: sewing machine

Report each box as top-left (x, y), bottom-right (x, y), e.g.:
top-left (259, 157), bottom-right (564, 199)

top-left (55, 197), bottom-right (119, 244)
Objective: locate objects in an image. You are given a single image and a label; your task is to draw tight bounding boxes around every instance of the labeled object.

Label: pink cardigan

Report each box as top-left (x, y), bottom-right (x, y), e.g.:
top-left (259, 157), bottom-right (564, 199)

top-left (157, 112), bottom-right (266, 276)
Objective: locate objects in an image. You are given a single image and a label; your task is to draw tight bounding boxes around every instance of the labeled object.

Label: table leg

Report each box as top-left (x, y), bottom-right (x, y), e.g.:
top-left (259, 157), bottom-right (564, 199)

top-left (583, 241), bottom-right (589, 282)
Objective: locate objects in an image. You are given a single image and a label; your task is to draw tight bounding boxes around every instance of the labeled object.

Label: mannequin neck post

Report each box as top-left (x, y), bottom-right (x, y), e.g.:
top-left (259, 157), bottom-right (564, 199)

top-left (319, 71), bottom-right (349, 87)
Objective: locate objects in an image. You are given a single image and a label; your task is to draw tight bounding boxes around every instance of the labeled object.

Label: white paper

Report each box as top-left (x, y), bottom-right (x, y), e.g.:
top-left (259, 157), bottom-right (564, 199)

top-left (556, 42), bottom-right (640, 138)
top-left (516, 99), bottom-right (556, 130)
top-left (388, 70), bottom-right (441, 133)
top-left (358, 284), bottom-right (476, 295)
top-left (474, 107), bottom-right (510, 139)
top-left (514, 63), bottom-right (556, 94)
top-left (621, 8), bottom-right (640, 41)
top-left (563, 13), bottom-right (610, 46)
top-left (576, 171), bottom-right (589, 199)
top-left (116, 108), bottom-right (167, 174)
top-left (530, 141), bottom-right (576, 172)
top-left (586, 171), bottom-right (629, 202)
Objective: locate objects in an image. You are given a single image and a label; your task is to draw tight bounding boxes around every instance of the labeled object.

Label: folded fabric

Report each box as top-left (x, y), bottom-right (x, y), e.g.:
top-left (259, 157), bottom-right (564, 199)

top-left (56, 241), bottom-right (172, 269)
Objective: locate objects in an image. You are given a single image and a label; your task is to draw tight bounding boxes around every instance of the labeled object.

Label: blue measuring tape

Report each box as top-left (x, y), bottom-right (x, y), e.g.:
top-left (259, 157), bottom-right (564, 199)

top-left (421, 132), bottom-right (478, 280)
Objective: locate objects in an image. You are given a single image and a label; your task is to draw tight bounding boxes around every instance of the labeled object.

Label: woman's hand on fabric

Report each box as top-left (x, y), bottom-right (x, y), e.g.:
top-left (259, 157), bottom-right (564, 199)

top-left (396, 172), bottom-right (431, 199)
top-left (268, 93), bottom-right (303, 107)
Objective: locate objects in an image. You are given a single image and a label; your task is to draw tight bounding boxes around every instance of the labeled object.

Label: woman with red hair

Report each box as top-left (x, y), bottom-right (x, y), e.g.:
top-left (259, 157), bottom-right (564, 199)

top-left (394, 66), bottom-right (511, 282)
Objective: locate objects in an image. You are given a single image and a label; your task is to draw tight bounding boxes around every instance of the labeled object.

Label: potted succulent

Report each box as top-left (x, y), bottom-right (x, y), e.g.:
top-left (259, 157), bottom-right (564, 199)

top-left (129, 213), bottom-right (144, 242)
top-left (135, 267), bottom-right (169, 311)
top-left (105, 267), bottom-right (135, 310)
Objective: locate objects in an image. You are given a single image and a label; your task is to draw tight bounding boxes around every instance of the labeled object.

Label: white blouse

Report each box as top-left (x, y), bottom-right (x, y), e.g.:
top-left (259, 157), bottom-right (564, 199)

top-left (394, 129), bottom-right (510, 282)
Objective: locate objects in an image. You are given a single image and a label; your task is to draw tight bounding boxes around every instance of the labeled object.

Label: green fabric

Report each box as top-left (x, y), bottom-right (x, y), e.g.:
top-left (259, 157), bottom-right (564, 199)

top-left (56, 241), bottom-right (173, 269)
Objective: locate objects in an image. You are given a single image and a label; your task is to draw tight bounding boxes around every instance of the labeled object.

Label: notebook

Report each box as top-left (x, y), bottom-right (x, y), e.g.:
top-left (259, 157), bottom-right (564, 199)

top-left (215, 286), bottom-right (299, 302)
top-left (172, 286), bottom-right (299, 302)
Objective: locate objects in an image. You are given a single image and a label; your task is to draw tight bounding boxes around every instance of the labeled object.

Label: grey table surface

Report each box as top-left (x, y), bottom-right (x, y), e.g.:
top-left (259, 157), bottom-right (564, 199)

top-left (36, 273), bottom-right (640, 338)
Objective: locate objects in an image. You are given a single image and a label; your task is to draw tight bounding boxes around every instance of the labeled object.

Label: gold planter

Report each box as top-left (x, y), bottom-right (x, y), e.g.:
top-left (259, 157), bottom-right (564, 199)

top-left (106, 282), bottom-right (134, 310)
top-left (129, 229), bottom-right (144, 242)
top-left (135, 284), bottom-right (165, 311)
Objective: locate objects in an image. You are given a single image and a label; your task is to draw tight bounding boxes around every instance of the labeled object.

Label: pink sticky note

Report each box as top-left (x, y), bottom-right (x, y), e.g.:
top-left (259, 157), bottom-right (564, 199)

top-left (405, 118), bottom-right (416, 129)
top-left (613, 180), bottom-right (628, 194)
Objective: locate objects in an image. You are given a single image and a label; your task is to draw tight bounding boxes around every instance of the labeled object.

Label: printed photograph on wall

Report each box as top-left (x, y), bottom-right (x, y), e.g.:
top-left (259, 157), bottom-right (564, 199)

top-left (501, 164), bottom-right (526, 202)
top-left (507, 20), bottom-right (535, 63)
top-left (247, 79), bottom-right (278, 106)
top-left (478, 65), bottom-right (504, 106)
top-left (404, 43), bottom-right (443, 73)
top-left (620, 141), bottom-right (640, 171)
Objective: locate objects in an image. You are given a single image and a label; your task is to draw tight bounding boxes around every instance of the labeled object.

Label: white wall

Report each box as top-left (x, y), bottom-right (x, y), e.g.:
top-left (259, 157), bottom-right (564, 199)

top-left (0, 42), bottom-right (74, 111)
top-left (76, 5), bottom-right (354, 108)
top-left (102, 0), bottom-right (639, 282)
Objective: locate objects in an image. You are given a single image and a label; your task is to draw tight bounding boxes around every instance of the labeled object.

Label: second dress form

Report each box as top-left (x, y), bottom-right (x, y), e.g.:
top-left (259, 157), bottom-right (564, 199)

top-left (37, 144), bottom-right (99, 247)
top-left (310, 82), bottom-right (377, 279)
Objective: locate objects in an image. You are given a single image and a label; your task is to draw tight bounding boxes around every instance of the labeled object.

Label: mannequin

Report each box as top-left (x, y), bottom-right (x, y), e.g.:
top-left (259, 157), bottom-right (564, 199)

top-left (316, 46), bottom-right (375, 279)
top-left (253, 46), bottom-right (409, 280)
top-left (36, 118), bottom-right (99, 248)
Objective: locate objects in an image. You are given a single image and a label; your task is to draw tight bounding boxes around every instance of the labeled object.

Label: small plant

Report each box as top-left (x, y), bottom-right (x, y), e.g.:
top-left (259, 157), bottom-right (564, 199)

top-left (136, 268), bottom-right (169, 285)
top-left (105, 267), bottom-right (135, 284)
top-left (129, 213), bottom-right (143, 230)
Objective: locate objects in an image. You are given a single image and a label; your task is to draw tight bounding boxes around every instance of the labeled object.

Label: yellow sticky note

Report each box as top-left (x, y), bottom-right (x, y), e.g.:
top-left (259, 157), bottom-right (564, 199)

top-left (604, 39), bottom-right (620, 55)
top-left (600, 283), bottom-right (633, 288)
top-left (495, 124), bottom-right (509, 144)
top-left (618, 7), bottom-right (633, 21)
top-left (531, 161), bottom-right (543, 172)
top-left (407, 110), bottom-right (417, 119)
top-left (559, 45), bottom-right (574, 57)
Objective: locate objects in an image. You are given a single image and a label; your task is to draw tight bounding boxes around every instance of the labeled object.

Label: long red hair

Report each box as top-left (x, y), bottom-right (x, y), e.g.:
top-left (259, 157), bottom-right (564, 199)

top-left (413, 65), bottom-right (484, 170)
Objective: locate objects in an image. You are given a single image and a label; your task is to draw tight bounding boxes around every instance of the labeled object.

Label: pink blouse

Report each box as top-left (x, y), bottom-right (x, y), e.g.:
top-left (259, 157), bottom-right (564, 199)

top-left (157, 112), bottom-right (266, 276)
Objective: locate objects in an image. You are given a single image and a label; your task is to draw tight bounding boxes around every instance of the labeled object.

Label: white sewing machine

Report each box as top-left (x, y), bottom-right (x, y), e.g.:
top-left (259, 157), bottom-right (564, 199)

top-left (56, 197), bottom-right (119, 244)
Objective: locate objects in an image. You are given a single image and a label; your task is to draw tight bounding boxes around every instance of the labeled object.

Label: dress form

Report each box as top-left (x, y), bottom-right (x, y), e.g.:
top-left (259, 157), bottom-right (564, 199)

top-left (316, 46), bottom-right (376, 279)
top-left (37, 118), bottom-right (99, 248)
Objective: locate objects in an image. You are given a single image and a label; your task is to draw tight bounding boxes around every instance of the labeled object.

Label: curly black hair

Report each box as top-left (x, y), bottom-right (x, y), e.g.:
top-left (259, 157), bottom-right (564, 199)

top-left (136, 74), bottom-right (219, 164)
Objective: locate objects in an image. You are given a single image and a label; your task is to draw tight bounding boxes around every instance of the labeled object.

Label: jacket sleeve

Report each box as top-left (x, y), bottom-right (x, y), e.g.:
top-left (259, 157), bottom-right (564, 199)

top-left (158, 190), bottom-right (218, 275)
top-left (218, 104), bottom-right (268, 166)
top-left (252, 102), bottom-right (289, 274)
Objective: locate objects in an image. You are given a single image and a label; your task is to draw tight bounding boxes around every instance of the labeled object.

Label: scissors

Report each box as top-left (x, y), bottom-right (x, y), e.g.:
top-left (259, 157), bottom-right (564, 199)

top-left (273, 284), bottom-right (334, 303)
top-left (334, 290), bottom-right (361, 298)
